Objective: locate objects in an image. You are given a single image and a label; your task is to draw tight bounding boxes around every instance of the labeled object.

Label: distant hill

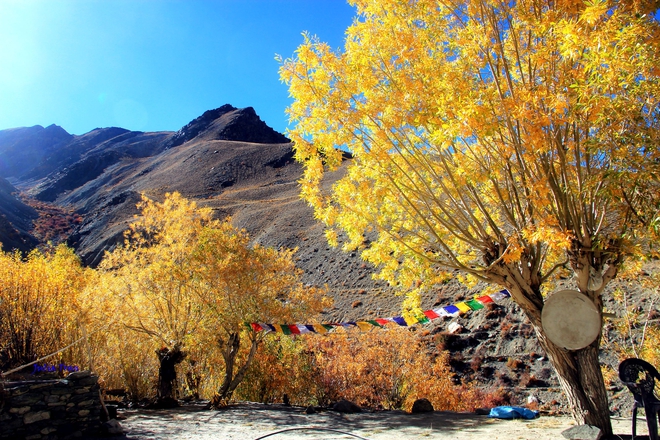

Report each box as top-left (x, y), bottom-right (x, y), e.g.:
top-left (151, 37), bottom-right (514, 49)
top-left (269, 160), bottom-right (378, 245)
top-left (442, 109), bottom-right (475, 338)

top-left (0, 104), bottom-right (387, 318)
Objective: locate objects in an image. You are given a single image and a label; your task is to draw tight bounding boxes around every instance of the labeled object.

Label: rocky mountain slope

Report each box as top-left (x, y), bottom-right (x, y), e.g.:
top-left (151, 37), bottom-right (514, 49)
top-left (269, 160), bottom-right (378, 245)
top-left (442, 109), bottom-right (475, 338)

top-left (0, 105), bottom-right (653, 416)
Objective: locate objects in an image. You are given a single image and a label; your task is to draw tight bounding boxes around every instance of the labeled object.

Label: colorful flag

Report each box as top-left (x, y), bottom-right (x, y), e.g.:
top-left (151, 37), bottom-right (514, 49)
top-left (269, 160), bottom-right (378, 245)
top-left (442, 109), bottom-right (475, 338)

top-left (356, 321), bottom-right (372, 331)
top-left (455, 302), bottom-right (471, 313)
top-left (249, 289), bottom-right (511, 335)
top-left (392, 317), bottom-right (408, 326)
top-left (477, 295), bottom-right (494, 304)
top-left (465, 299), bottom-right (484, 310)
top-left (313, 324), bottom-right (328, 334)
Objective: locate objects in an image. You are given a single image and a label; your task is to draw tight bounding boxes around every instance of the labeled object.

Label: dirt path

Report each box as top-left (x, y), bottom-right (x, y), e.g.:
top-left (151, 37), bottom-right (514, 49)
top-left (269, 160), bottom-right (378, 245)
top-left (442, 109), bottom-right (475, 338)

top-left (113, 402), bottom-right (647, 440)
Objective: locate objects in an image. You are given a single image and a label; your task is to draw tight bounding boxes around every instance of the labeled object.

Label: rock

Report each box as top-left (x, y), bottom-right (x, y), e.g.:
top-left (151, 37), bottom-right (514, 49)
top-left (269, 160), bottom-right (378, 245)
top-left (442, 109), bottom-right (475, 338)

top-left (561, 424), bottom-right (602, 440)
top-left (332, 399), bottom-right (362, 413)
top-left (304, 406), bottom-right (317, 414)
top-left (447, 322), bottom-right (463, 334)
top-left (102, 419), bottom-right (125, 436)
top-left (23, 411), bottom-right (50, 424)
top-left (411, 398), bottom-right (434, 414)
top-left (474, 408), bottom-right (491, 415)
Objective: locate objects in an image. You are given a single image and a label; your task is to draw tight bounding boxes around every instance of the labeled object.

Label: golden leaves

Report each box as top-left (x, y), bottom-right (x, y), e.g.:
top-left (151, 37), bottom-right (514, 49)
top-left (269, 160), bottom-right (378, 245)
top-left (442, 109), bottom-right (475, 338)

top-left (281, 0), bottom-right (660, 298)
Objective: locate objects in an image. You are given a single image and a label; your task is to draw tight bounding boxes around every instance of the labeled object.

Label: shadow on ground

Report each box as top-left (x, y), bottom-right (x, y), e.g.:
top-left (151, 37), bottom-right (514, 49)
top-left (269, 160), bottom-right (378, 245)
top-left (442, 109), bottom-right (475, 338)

top-left (96, 401), bottom-right (648, 440)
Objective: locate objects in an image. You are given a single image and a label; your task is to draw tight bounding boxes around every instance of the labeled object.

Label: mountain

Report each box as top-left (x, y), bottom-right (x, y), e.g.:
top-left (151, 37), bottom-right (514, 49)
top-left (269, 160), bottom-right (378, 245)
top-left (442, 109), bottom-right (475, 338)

top-left (0, 177), bottom-right (39, 252)
top-left (0, 105), bottom-right (384, 315)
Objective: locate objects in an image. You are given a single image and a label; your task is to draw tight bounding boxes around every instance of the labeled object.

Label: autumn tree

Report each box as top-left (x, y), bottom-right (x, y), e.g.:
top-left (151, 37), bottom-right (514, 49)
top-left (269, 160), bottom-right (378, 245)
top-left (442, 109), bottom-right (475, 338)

top-left (98, 193), bottom-right (209, 407)
top-left (0, 245), bottom-right (91, 374)
top-left (280, 0), bottom-right (660, 433)
top-left (191, 221), bottom-right (329, 405)
top-left (99, 192), bottom-right (329, 406)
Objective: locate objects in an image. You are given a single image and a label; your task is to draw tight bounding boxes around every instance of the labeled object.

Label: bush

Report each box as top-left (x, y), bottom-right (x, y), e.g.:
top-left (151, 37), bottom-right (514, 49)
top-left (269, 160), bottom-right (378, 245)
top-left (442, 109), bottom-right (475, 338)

top-left (236, 326), bottom-right (498, 412)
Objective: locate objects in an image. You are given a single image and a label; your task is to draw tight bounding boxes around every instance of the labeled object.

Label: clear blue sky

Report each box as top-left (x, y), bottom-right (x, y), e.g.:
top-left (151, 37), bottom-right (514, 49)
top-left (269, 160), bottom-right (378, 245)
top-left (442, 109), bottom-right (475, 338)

top-left (0, 0), bottom-right (355, 135)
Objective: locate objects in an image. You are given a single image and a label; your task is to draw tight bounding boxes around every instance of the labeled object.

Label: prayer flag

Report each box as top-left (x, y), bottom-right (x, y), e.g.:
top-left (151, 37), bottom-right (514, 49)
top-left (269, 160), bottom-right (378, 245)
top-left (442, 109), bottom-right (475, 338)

top-left (477, 295), bottom-right (494, 304)
top-left (442, 305), bottom-right (460, 316)
top-left (251, 323), bottom-right (263, 332)
top-left (455, 302), bottom-right (471, 313)
top-left (466, 299), bottom-right (484, 310)
top-left (490, 290), bottom-right (511, 301)
top-left (403, 315), bottom-right (418, 326)
top-left (297, 325), bottom-right (311, 334)
top-left (356, 321), bottom-right (372, 331)
top-left (313, 324), bottom-right (328, 334)
top-left (272, 324), bottom-right (283, 333)
top-left (367, 320), bottom-right (383, 327)
top-left (304, 325), bottom-right (316, 333)
top-left (288, 325), bottom-right (301, 335)
top-left (424, 310), bottom-right (440, 319)
top-left (375, 318), bottom-right (390, 326)
top-left (392, 316), bottom-right (408, 326)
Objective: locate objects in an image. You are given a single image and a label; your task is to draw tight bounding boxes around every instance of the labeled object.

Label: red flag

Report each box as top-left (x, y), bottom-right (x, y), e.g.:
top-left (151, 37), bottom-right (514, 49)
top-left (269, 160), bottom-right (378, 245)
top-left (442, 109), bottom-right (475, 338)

top-left (288, 325), bottom-right (301, 335)
top-left (251, 323), bottom-right (263, 332)
top-left (477, 295), bottom-right (494, 304)
top-left (424, 310), bottom-right (440, 319)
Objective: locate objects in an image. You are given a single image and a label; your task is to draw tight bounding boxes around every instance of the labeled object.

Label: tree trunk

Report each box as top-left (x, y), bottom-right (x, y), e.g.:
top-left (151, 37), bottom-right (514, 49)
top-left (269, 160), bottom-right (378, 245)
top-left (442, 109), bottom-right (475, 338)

top-left (155, 345), bottom-right (186, 408)
top-left (212, 332), bottom-right (260, 406)
top-left (499, 269), bottom-right (613, 435)
top-left (535, 326), bottom-right (612, 434)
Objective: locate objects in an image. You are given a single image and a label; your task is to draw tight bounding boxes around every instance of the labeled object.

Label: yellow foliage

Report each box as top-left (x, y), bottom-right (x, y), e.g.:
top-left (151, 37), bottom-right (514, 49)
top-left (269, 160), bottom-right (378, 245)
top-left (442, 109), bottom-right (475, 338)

top-left (0, 245), bottom-right (92, 373)
top-left (94, 192), bottom-right (329, 401)
top-left (280, 0), bottom-right (660, 299)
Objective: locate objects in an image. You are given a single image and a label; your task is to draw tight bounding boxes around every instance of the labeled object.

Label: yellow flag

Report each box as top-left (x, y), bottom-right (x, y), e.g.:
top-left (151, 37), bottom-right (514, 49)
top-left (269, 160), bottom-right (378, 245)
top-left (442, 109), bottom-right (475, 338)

top-left (312, 324), bottom-right (328, 334)
top-left (356, 321), bottom-right (372, 331)
top-left (455, 302), bottom-right (471, 314)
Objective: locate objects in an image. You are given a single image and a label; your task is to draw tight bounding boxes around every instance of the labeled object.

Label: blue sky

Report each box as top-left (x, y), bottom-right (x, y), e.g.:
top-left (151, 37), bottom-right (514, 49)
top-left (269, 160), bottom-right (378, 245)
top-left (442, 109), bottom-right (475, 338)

top-left (0, 0), bottom-right (355, 135)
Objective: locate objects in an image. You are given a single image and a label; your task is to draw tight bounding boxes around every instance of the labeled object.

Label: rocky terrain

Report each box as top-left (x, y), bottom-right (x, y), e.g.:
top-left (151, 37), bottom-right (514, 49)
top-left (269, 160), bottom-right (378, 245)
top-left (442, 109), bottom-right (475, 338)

top-left (0, 104), bottom-right (654, 416)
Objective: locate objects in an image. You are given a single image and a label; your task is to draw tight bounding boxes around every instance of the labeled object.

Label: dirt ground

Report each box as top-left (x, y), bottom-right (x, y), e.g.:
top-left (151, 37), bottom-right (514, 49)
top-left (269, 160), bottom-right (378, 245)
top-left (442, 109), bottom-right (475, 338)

top-left (111, 401), bottom-right (649, 440)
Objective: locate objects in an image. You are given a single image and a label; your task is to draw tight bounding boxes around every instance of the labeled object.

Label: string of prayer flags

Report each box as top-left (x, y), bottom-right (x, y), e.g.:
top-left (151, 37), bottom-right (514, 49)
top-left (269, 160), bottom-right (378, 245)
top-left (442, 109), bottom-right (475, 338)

top-left (249, 289), bottom-right (511, 335)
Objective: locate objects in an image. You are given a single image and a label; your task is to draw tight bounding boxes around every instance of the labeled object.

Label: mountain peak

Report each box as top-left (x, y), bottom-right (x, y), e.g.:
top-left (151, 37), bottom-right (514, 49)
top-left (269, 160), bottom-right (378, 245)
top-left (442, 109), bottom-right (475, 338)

top-left (167, 104), bottom-right (289, 148)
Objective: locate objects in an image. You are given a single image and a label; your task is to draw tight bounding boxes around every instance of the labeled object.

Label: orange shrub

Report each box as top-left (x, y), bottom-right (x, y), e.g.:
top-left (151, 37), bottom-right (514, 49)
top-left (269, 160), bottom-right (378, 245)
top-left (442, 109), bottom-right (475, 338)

top-left (239, 325), bottom-right (492, 412)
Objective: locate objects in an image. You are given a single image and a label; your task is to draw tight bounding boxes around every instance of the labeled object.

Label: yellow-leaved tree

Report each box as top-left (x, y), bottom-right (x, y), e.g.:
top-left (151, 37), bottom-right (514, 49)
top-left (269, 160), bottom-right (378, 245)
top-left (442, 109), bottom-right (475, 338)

top-left (98, 192), bottom-right (329, 407)
top-left (280, 0), bottom-right (660, 432)
top-left (0, 245), bottom-right (92, 374)
top-left (98, 193), bottom-right (209, 407)
top-left (192, 221), bottom-right (329, 405)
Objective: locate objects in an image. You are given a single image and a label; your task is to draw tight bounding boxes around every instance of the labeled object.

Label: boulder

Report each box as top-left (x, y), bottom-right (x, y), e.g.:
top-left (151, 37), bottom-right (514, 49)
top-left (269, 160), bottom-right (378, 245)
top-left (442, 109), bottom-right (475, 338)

top-left (332, 400), bottom-right (362, 413)
top-left (411, 398), bottom-right (434, 414)
top-left (561, 424), bottom-right (602, 440)
top-left (101, 419), bottom-right (125, 436)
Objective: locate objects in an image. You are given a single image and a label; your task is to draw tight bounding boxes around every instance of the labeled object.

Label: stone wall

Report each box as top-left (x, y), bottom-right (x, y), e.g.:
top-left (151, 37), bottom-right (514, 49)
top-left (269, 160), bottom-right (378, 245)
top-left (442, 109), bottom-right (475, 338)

top-left (0, 371), bottom-right (102, 440)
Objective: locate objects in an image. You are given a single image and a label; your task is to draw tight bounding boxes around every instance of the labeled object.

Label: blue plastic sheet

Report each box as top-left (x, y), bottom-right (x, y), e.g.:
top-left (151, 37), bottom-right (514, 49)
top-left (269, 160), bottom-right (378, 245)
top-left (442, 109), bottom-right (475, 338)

top-left (488, 406), bottom-right (539, 420)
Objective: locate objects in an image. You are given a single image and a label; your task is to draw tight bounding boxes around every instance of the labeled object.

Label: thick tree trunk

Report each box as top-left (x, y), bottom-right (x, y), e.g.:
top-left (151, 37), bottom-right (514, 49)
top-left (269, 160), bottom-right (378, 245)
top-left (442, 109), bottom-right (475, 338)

top-left (535, 326), bottom-right (612, 434)
top-left (496, 265), bottom-right (613, 435)
top-left (155, 345), bottom-right (186, 407)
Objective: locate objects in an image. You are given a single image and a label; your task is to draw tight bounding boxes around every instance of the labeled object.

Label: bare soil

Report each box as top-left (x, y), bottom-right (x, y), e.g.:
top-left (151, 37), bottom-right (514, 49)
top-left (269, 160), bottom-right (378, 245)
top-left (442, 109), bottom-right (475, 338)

top-left (109, 401), bottom-right (647, 440)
